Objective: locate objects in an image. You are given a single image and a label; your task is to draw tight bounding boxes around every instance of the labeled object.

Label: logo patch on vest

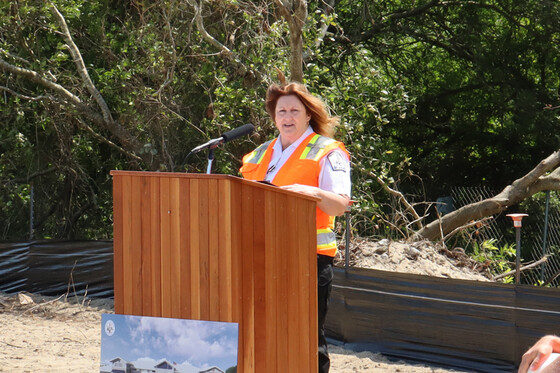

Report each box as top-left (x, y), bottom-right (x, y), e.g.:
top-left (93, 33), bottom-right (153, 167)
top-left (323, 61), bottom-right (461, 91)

top-left (327, 151), bottom-right (348, 172)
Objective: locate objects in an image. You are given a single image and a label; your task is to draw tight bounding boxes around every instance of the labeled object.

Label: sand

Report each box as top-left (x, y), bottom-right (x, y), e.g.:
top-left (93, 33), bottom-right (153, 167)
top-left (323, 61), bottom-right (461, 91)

top-left (338, 238), bottom-right (492, 282)
top-left (0, 290), bottom-right (472, 373)
top-left (0, 240), bottom-right (489, 372)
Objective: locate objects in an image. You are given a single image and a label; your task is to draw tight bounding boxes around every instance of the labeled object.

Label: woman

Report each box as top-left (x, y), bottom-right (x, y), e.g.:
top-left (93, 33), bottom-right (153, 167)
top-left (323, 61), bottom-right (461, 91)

top-left (240, 82), bottom-right (351, 373)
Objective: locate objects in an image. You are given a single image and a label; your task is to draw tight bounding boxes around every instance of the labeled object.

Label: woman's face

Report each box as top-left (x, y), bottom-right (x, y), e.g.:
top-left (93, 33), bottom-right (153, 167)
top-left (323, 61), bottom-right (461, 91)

top-left (274, 95), bottom-right (311, 148)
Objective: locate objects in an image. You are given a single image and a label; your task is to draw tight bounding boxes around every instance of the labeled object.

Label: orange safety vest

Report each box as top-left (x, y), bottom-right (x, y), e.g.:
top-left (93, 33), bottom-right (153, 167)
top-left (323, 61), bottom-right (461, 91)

top-left (240, 132), bottom-right (350, 257)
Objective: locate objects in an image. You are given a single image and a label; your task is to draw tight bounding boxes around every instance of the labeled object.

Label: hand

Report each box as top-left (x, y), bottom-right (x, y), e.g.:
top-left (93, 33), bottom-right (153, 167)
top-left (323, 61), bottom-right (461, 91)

top-left (519, 335), bottom-right (560, 373)
top-left (279, 184), bottom-right (321, 199)
top-left (279, 184), bottom-right (349, 216)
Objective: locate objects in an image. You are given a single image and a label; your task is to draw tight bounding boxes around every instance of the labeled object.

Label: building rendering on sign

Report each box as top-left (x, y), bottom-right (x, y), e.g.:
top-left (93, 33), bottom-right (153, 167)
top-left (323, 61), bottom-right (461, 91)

top-left (100, 357), bottom-right (226, 373)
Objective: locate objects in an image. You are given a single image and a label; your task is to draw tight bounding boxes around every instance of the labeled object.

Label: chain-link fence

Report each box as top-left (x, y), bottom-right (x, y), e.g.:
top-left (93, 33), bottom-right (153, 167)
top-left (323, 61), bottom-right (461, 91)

top-left (451, 187), bottom-right (560, 286)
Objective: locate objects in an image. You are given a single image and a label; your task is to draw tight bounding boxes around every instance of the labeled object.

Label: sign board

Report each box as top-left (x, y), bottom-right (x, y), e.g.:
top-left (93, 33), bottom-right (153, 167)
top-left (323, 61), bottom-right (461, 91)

top-left (100, 313), bottom-right (238, 373)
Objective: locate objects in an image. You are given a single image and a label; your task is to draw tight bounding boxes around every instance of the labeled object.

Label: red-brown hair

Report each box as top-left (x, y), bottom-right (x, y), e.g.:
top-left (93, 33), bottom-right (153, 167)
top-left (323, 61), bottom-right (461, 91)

top-left (265, 82), bottom-right (339, 138)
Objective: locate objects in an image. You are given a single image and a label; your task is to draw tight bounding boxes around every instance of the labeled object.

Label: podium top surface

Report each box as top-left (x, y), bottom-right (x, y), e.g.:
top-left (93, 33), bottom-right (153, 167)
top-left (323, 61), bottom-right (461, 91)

top-left (110, 170), bottom-right (320, 202)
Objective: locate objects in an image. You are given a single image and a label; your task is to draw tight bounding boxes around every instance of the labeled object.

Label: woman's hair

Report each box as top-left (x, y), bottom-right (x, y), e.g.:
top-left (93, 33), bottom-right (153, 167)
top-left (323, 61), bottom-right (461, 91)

top-left (265, 82), bottom-right (339, 138)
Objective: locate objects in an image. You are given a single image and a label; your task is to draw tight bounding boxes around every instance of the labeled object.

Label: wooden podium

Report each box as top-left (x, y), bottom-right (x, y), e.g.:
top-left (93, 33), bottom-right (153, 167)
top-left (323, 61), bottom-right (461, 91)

top-left (111, 171), bottom-right (318, 372)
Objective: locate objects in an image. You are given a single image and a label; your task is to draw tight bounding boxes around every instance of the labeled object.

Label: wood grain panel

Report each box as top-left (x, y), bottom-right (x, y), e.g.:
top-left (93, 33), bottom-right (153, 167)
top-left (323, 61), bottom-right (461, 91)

top-left (159, 177), bottom-right (171, 316)
top-left (240, 182), bottom-right (255, 373)
top-left (122, 175), bottom-right (133, 314)
top-left (189, 178), bottom-right (201, 320)
top-left (198, 179), bottom-right (210, 320)
top-left (285, 194), bottom-right (299, 370)
top-left (300, 199), bottom-right (317, 373)
top-left (229, 179), bottom-right (243, 370)
top-left (252, 186), bottom-right (266, 372)
top-left (130, 176), bottom-right (143, 314)
top-left (140, 176), bottom-right (152, 316)
top-left (275, 191), bottom-right (289, 373)
top-left (208, 178), bottom-right (220, 321)
top-left (264, 189), bottom-right (278, 371)
top-left (179, 178), bottom-right (191, 318)
top-left (112, 175), bottom-right (124, 314)
top-left (169, 177), bottom-right (181, 318)
top-left (150, 176), bottom-right (162, 316)
top-left (218, 179), bottom-right (233, 322)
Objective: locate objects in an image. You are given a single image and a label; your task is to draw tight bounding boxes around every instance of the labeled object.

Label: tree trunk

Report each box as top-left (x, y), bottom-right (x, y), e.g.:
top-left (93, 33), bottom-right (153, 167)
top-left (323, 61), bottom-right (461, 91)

top-left (415, 150), bottom-right (560, 241)
top-left (274, 0), bottom-right (307, 82)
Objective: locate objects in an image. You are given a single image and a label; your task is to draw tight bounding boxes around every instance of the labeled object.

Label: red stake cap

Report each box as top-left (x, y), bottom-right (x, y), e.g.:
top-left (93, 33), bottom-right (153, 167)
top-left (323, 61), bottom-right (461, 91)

top-left (506, 213), bottom-right (528, 228)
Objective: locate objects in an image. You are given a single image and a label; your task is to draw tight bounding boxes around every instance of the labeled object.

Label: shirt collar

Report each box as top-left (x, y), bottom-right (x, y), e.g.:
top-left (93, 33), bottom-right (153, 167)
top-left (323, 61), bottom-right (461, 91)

top-left (275, 126), bottom-right (315, 153)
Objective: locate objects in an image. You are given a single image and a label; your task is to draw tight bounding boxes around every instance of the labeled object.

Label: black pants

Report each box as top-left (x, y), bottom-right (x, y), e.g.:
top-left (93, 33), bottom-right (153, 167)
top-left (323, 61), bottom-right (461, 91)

top-left (318, 254), bottom-right (334, 373)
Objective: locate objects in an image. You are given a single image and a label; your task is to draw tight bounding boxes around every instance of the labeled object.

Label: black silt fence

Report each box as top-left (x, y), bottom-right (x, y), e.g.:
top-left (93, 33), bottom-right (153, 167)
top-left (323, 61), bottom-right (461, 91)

top-left (326, 267), bottom-right (560, 372)
top-left (0, 240), bottom-right (113, 298)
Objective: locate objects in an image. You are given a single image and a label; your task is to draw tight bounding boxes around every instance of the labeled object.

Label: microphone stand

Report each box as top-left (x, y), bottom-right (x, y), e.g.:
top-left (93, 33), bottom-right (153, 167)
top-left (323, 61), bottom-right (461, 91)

top-left (182, 138), bottom-right (221, 173)
top-left (183, 123), bottom-right (254, 174)
top-left (206, 147), bottom-right (215, 174)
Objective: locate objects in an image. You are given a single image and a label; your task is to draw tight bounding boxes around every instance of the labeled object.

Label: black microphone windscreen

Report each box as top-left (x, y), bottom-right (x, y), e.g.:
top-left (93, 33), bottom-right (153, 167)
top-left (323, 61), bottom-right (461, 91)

top-left (221, 123), bottom-right (255, 143)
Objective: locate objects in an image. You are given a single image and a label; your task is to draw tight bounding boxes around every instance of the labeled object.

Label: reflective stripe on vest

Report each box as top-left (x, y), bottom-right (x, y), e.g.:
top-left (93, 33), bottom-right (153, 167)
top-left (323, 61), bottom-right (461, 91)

top-left (300, 134), bottom-right (336, 161)
top-left (317, 228), bottom-right (337, 253)
top-left (244, 140), bottom-right (272, 164)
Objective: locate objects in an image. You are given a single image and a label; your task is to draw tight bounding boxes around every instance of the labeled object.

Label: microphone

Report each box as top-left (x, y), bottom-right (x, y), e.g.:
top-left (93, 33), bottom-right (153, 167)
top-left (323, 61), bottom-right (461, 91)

top-left (221, 123), bottom-right (255, 143)
top-left (188, 123), bottom-right (255, 155)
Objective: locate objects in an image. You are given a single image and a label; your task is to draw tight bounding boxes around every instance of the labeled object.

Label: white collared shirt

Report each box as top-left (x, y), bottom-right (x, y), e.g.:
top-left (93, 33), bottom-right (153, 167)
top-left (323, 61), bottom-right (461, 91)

top-left (264, 126), bottom-right (351, 197)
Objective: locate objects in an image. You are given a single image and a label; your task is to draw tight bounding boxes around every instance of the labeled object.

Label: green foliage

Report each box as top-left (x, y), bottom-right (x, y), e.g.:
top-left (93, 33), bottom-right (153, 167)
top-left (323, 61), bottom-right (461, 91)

top-left (1, 0), bottom-right (280, 239)
top-left (333, 0), bottom-right (560, 199)
top-left (471, 239), bottom-right (516, 282)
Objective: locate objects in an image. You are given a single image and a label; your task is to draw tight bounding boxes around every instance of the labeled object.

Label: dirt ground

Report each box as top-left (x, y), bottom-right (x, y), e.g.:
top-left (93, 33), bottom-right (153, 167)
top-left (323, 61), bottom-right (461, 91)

top-left (0, 291), bottom-right (471, 372)
top-left (0, 239), bottom-right (487, 372)
top-left (340, 238), bottom-right (491, 282)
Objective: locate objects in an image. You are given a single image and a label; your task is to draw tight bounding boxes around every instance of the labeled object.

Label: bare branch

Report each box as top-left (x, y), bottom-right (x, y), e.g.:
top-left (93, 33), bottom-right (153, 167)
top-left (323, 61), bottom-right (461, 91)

top-left (510, 150), bottom-right (560, 190)
top-left (315, 0), bottom-right (335, 48)
top-left (2, 31), bottom-right (159, 168)
top-left (154, 6), bottom-right (178, 97)
top-left (0, 57), bottom-right (144, 154)
top-left (145, 97), bottom-right (206, 137)
top-left (75, 118), bottom-right (143, 162)
top-left (0, 85), bottom-right (51, 101)
top-left (492, 256), bottom-right (548, 281)
top-left (48, 1), bottom-right (114, 125)
top-left (0, 58), bottom-right (82, 105)
top-left (0, 48), bottom-right (32, 66)
top-left (442, 217), bottom-right (493, 241)
top-left (273, 0), bottom-right (292, 20)
top-left (11, 167), bottom-right (59, 184)
top-left (527, 170), bottom-right (560, 194)
top-left (544, 104), bottom-right (560, 111)
top-left (186, 0), bottom-right (233, 56)
top-left (273, 0), bottom-right (307, 82)
top-left (1, 60), bottom-right (104, 126)
top-left (367, 170), bottom-right (423, 230)
top-left (542, 266), bottom-right (560, 286)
